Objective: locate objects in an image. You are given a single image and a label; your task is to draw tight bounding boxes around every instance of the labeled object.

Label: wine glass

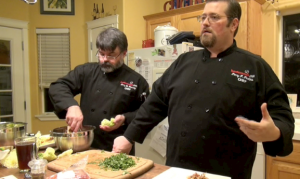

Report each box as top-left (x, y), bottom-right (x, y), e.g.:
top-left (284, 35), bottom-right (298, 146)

top-left (113, 5), bottom-right (117, 15)
top-left (293, 33), bottom-right (300, 57)
top-left (284, 33), bottom-right (295, 59)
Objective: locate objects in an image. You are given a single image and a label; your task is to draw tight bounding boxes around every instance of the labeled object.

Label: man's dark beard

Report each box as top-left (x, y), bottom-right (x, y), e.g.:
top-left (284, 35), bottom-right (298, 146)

top-left (100, 60), bottom-right (123, 73)
top-left (200, 34), bottom-right (216, 48)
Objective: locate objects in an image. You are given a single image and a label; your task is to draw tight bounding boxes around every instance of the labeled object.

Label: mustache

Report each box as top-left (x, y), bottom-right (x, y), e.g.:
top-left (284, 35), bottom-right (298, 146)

top-left (101, 62), bottom-right (111, 66)
top-left (201, 28), bottom-right (212, 34)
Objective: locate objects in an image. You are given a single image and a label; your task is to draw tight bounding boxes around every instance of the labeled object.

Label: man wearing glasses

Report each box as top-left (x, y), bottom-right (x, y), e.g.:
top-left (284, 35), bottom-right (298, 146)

top-left (49, 27), bottom-right (149, 155)
top-left (113, 0), bottom-right (294, 178)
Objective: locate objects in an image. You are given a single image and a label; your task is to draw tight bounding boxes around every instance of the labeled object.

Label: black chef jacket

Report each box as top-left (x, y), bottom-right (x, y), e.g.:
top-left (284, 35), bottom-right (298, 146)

top-left (49, 63), bottom-right (149, 154)
top-left (124, 41), bottom-right (294, 179)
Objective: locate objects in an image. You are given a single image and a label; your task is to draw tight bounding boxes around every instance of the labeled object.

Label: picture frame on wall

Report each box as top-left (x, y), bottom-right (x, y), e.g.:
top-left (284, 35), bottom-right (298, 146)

top-left (40, 0), bottom-right (75, 15)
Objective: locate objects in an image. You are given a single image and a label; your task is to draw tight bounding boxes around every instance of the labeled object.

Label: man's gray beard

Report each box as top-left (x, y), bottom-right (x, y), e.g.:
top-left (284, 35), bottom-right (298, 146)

top-left (100, 60), bottom-right (123, 73)
top-left (200, 34), bottom-right (216, 48)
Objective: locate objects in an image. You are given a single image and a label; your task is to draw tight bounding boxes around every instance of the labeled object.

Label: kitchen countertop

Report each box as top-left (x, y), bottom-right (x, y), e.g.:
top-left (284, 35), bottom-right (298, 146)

top-left (0, 163), bottom-right (170, 179)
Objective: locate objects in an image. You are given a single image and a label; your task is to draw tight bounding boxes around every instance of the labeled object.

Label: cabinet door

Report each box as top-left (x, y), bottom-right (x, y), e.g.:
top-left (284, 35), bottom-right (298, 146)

top-left (177, 10), bottom-right (203, 37)
top-left (235, 1), bottom-right (247, 51)
top-left (146, 16), bottom-right (176, 40)
top-left (267, 160), bottom-right (300, 179)
top-left (246, 0), bottom-right (262, 56)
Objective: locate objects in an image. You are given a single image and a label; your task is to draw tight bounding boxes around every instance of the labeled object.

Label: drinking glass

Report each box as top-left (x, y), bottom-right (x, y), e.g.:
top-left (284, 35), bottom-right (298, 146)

top-left (113, 5), bottom-right (117, 15)
top-left (284, 41), bottom-right (294, 59)
top-left (293, 34), bottom-right (300, 57)
top-left (14, 136), bottom-right (37, 172)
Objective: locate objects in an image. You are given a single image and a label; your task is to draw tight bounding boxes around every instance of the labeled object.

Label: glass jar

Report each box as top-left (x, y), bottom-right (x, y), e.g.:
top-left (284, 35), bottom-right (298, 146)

top-left (28, 159), bottom-right (48, 179)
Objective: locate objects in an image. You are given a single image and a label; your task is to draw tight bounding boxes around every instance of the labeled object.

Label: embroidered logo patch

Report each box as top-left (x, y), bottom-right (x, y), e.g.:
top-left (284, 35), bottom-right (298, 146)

top-left (231, 69), bottom-right (255, 83)
top-left (120, 81), bottom-right (137, 91)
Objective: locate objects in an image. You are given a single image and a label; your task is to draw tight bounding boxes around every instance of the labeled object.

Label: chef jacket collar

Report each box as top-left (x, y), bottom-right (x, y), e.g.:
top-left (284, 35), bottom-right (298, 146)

top-left (203, 40), bottom-right (237, 59)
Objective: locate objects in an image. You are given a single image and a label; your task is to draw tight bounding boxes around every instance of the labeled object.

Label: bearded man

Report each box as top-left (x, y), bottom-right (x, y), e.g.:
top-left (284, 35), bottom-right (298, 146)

top-left (112, 0), bottom-right (294, 178)
top-left (49, 27), bottom-right (149, 155)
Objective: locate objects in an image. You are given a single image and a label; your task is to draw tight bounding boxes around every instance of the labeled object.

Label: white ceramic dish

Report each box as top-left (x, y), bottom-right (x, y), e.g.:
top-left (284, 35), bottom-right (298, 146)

top-left (153, 167), bottom-right (231, 179)
top-left (0, 149), bottom-right (10, 160)
top-left (39, 134), bottom-right (56, 150)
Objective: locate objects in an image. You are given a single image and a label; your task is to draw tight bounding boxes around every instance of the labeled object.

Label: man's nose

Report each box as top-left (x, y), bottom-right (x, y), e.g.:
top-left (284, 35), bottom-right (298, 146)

top-left (102, 56), bottom-right (109, 61)
top-left (202, 17), bottom-right (210, 25)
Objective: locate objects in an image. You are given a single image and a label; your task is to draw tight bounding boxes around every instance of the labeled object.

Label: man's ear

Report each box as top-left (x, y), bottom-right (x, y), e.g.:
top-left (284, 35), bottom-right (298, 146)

top-left (231, 18), bottom-right (239, 33)
top-left (123, 50), bottom-right (127, 56)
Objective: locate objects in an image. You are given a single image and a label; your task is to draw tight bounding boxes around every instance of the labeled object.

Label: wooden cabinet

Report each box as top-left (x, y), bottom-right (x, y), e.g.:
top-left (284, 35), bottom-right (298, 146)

top-left (266, 140), bottom-right (300, 179)
top-left (144, 0), bottom-right (262, 56)
top-left (177, 10), bottom-right (203, 37)
top-left (237, 0), bottom-right (262, 56)
top-left (145, 16), bottom-right (176, 40)
top-left (144, 4), bottom-right (205, 40)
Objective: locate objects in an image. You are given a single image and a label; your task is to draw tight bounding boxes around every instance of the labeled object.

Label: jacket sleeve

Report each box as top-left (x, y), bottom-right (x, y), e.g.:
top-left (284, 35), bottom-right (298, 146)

top-left (123, 78), bottom-right (150, 125)
top-left (260, 62), bottom-right (295, 157)
top-left (49, 64), bottom-right (85, 119)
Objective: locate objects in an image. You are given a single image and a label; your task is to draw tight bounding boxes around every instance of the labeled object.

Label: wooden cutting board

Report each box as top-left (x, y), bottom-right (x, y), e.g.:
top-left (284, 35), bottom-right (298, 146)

top-left (47, 150), bottom-right (154, 179)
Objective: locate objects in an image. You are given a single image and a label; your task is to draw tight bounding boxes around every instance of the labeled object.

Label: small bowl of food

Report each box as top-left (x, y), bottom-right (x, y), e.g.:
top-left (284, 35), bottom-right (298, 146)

top-left (51, 125), bottom-right (96, 152)
top-left (0, 122), bottom-right (27, 147)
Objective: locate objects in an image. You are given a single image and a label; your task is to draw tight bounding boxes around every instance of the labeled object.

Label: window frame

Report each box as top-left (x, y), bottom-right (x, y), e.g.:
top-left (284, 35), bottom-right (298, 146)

top-left (35, 28), bottom-right (70, 121)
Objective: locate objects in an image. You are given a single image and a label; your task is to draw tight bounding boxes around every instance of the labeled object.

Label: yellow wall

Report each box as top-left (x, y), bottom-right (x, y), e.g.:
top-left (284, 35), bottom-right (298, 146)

top-left (83, 0), bottom-right (124, 31)
top-left (0, 0), bottom-right (30, 21)
top-left (123, 0), bottom-right (167, 50)
top-left (262, 0), bottom-right (300, 76)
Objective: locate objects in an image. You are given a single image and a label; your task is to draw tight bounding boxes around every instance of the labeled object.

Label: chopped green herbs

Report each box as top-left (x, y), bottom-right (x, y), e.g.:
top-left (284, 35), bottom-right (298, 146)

top-left (98, 153), bottom-right (136, 171)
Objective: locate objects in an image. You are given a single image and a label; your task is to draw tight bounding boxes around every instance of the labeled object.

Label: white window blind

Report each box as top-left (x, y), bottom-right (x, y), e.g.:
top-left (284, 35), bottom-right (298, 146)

top-left (37, 28), bottom-right (70, 87)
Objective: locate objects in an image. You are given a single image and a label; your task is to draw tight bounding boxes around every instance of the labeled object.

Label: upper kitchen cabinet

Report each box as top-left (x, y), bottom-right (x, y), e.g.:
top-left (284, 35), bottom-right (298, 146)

top-left (86, 15), bottom-right (118, 63)
top-left (145, 16), bottom-right (176, 40)
top-left (144, 0), bottom-right (263, 56)
top-left (235, 1), bottom-right (262, 56)
top-left (177, 10), bottom-right (203, 37)
top-left (144, 3), bottom-right (205, 40)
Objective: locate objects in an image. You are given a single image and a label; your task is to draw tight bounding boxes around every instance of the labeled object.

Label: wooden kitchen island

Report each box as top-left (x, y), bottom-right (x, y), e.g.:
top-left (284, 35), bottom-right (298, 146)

top-left (0, 163), bottom-right (170, 179)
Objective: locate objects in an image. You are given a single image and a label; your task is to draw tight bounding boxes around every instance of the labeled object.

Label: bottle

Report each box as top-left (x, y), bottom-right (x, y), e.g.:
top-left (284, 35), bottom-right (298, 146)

top-left (96, 4), bottom-right (100, 19)
top-left (92, 3), bottom-right (96, 20)
top-left (101, 3), bottom-right (104, 17)
top-left (185, 0), bottom-right (189, 6)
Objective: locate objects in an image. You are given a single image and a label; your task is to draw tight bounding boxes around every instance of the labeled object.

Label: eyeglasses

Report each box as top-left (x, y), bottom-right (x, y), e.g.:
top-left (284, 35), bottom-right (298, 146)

top-left (96, 51), bottom-right (122, 60)
top-left (197, 14), bottom-right (230, 23)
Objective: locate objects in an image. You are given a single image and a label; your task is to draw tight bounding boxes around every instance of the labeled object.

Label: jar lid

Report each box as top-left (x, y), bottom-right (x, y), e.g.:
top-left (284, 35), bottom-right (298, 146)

top-left (154, 23), bottom-right (178, 32)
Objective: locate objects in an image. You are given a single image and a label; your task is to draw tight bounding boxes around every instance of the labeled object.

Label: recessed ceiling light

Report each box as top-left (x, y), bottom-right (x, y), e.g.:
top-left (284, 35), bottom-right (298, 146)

top-left (23, 0), bottom-right (37, 4)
